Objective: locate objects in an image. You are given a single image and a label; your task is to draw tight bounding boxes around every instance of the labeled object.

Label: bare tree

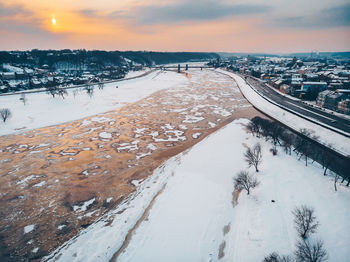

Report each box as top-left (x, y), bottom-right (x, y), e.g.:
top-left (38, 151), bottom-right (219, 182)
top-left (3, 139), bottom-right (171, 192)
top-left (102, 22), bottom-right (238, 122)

top-left (247, 119), bottom-right (263, 137)
top-left (267, 121), bottom-right (284, 154)
top-left (57, 88), bottom-right (68, 99)
top-left (281, 132), bottom-right (294, 155)
top-left (246, 121), bottom-right (259, 136)
top-left (249, 116), bottom-right (266, 137)
top-left (244, 143), bottom-right (263, 172)
top-left (293, 205), bottom-right (319, 239)
top-left (85, 84), bottom-right (94, 98)
top-left (0, 108), bottom-right (12, 122)
top-left (263, 252), bottom-right (294, 262)
top-left (294, 240), bottom-right (328, 262)
top-left (318, 151), bottom-right (334, 176)
top-left (293, 135), bottom-right (313, 167)
top-left (98, 82), bottom-right (104, 90)
top-left (73, 88), bottom-right (80, 98)
top-left (46, 86), bottom-right (58, 98)
top-left (233, 170), bottom-right (259, 195)
top-left (339, 160), bottom-right (350, 187)
top-left (20, 93), bottom-right (27, 105)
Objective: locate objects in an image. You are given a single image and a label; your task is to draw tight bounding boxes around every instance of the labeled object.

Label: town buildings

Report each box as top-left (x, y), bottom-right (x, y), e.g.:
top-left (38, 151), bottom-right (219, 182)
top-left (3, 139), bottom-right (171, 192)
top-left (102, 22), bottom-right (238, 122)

top-left (224, 55), bottom-right (350, 115)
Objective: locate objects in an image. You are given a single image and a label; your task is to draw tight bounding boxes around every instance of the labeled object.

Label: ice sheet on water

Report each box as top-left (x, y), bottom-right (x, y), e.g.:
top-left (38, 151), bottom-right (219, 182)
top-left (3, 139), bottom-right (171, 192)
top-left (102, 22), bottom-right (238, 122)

top-left (73, 198), bottom-right (96, 212)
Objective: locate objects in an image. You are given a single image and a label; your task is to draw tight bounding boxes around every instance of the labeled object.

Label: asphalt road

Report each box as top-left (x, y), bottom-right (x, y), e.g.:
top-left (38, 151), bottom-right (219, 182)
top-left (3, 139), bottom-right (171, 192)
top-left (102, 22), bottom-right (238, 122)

top-left (245, 76), bottom-right (350, 135)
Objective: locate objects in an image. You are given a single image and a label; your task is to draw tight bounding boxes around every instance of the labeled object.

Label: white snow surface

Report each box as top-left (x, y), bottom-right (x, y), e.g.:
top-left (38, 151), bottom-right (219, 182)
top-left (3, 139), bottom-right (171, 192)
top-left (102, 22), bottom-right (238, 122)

top-left (32, 181), bottom-right (46, 188)
top-left (46, 119), bottom-right (350, 262)
top-left (73, 198), bottom-right (96, 212)
top-left (217, 69), bottom-right (350, 157)
top-left (2, 64), bottom-right (24, 73)
top-left (98, 132), bottom-right (112, 139)
top-left (124, 69), bottom-right (150, 79)
top-left (0, 70), bottom-right (187, 136)
top-left (24, 224), bottom-right (35, 234)
top-left (192, 132), bottom-right (201, 139)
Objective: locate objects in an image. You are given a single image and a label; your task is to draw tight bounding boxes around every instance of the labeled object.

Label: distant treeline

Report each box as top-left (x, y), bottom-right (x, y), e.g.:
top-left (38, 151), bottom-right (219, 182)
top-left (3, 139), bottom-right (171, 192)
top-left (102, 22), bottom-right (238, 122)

top-left (218, 51), bottom-right (350, 60)
top-left (0, 50), bottom-right (219, 69)
top-left (289, 52), bottom-right (350, 59)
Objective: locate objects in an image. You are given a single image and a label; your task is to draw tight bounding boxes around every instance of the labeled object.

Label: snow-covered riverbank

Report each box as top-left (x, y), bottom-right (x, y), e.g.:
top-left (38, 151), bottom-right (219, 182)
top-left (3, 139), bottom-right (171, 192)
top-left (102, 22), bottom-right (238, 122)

top-left (46, 119), bottom-right (350, 262)
top-left (0, 70), bottom-right (187, 136)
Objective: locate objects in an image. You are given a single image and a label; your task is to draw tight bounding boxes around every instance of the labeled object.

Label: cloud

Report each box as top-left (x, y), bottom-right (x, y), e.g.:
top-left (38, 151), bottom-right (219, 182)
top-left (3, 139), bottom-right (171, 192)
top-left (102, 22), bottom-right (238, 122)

top-left (274, 3), bottom-right (350, 29)
top-left (73, 0), bottom-right (270, 25)
top-left (0, 2), bottom-right (41, 35)
top-left (0, 1), bottom-right (65, 44)
top-left (73, 0), bottom-right (271, 27)
top-left (78, 9), bottom-right (99, 17)
top-left (0, 20), bottom-right (45, 35)
top-left (131, 0), bottom-right (271, 24)
top-left (324, 4), bottom-right (350, 27)
top-left (0, 1), bottom-right (32, 18)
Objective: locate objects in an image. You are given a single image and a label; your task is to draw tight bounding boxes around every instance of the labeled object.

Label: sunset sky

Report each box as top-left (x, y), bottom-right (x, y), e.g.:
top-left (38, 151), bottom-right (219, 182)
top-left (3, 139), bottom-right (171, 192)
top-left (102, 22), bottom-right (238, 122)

top-left (0, 0), bottom-right (349, 52)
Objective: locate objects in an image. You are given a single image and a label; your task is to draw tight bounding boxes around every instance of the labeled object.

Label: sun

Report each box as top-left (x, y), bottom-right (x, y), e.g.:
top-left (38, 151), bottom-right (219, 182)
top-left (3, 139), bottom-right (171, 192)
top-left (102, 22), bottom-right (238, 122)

top-left (51, 18), bottom-right (56, 26)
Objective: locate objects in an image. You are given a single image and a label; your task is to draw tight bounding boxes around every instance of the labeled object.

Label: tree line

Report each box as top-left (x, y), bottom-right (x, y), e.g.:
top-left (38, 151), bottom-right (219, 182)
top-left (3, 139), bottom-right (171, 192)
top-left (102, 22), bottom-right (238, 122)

top-left (246, 116), bottom-right (350, 188)
top-left (0, 50), bottom-right (219, 69)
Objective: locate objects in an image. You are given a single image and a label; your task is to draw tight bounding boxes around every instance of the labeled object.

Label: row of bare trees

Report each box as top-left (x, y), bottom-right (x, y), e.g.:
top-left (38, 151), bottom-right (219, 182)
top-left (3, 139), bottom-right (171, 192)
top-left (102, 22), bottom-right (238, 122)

top-left (247, 116), bottom-right (350, 188)
top-left (45, 82), bottom-right (105, 99)
top-left (263, 205), bottom-right (327, 262)
top-left (233, 142), bottom-right (263, 195)
top-left (0, 82), bottom-right (106, 124)
top-left (46, 86), bottom-right (68, 99)
top-left (233, 139), bottom-right (265, 195)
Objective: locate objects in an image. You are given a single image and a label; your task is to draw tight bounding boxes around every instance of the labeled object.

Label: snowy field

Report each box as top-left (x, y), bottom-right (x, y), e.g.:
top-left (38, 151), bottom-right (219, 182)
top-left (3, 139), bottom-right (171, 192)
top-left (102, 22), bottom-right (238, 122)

top-left (46, 119), bottom-right (350, 262)
top-left (124, 68), bottom-right (151, 78)
top-left (217, 69), bottom-right (350, 157)
top-left (0, 70), bottom-right (187, 136)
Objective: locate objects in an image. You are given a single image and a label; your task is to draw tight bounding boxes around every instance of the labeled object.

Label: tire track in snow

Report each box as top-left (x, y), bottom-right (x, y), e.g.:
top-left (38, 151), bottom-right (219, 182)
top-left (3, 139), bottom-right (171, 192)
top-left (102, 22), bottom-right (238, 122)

top-left (232, 192), bottom-right (249, 262)
top-left (109, 182), bottom-right (168, 262)
top-left (273, 172), bottom-right (294, 252)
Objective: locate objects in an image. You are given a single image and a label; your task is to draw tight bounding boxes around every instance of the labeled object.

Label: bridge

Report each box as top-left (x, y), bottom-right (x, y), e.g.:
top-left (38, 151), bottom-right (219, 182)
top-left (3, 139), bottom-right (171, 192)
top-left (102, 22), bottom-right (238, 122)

top-left (152, 64), bottom-right (214, 72)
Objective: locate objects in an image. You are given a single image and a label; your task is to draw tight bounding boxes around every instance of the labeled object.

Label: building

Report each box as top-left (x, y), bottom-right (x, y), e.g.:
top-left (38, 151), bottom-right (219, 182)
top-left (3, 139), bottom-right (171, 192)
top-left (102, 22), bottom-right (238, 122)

top-left (316, 90), bottom-right (346, 111)
top-left (280, 84), bottom-right (291, 94)
top-left (133, 65), bottom-right (143, 71)
top-left (295, 82), bottom-right (327, 99)
top-left (30, 79), bottom-right (42, 88)
top-left (304, 73), bottom-right (319, 81)
top-left (337, 99), bottom-right (350, 115)
top-left (1, 72), bottom-right (16, 80)
top-left (0, 85), bottom-right (9, 93)
top-left (260, 74), bottom-right (270, 80)
top-left (272, 79), bottom-right (283, 89)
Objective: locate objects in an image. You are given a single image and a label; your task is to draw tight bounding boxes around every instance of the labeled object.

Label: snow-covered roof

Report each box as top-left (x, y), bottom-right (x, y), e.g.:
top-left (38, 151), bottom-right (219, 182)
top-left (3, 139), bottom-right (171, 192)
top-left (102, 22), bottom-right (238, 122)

top-left (302, 81), bottom-right (327, 85)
